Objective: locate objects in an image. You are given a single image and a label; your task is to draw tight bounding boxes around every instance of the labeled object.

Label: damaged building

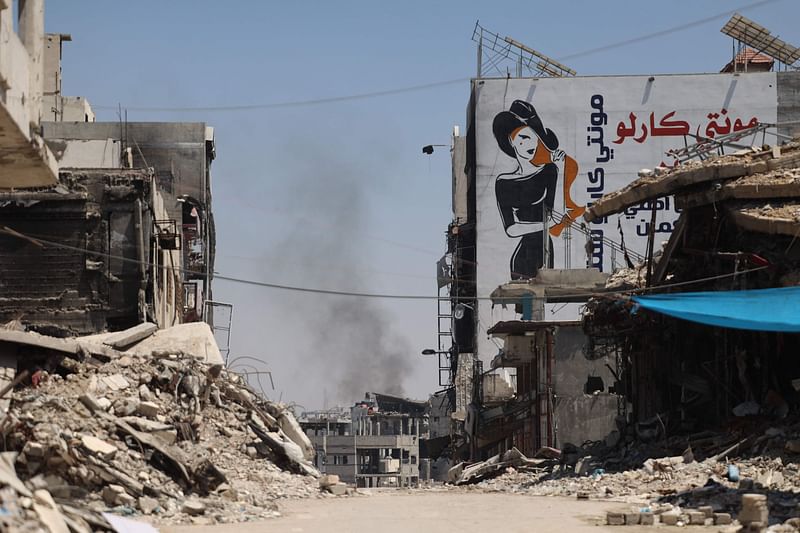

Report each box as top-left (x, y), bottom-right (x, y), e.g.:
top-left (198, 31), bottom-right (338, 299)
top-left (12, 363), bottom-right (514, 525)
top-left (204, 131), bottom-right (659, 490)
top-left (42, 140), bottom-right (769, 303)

top-left (581, 140), bottom-right (800, 435)
top-left (435, 19), bottom-right (800, 466)
top-left (300, 392), bottom-right (428, 488)
top-left (0, 1), bottom-right (217, 337)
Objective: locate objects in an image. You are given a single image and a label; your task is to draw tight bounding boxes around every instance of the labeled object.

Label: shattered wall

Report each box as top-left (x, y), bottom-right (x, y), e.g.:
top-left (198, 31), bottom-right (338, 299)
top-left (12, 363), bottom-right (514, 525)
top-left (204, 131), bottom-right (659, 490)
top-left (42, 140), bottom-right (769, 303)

top-left (551, 324), bottom-right (617, 447)
top-left (0, 169), bottom-right (153, 336)
top-left (41, 121), bottom-right (216, 321)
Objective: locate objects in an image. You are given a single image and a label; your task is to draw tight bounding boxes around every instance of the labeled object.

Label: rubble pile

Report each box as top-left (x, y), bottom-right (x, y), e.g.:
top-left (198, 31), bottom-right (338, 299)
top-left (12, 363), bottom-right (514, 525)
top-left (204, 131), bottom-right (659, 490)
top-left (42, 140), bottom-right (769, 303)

top-left (459, 419), bottom-right (800, 528)
top-left (0, 322), bottom-right (325, 530)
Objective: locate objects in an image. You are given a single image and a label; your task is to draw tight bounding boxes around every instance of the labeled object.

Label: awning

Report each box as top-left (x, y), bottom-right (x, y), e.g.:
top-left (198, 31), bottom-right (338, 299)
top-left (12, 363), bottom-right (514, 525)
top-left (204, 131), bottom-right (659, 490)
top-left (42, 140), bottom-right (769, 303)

top-left (632, 286), bottom-right (800, 332)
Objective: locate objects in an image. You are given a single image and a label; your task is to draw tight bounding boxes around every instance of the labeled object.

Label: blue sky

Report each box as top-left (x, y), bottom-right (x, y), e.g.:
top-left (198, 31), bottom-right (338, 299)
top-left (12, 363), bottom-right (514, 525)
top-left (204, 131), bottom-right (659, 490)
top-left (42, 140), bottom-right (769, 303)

top-left (46, 0), bottom-right (799, 409)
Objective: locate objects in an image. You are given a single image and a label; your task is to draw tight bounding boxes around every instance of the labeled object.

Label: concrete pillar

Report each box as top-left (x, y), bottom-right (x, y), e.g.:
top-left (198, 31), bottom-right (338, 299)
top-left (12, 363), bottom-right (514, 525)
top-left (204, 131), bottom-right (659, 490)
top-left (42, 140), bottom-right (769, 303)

top-left (18, 0), bottom-right (44, 129)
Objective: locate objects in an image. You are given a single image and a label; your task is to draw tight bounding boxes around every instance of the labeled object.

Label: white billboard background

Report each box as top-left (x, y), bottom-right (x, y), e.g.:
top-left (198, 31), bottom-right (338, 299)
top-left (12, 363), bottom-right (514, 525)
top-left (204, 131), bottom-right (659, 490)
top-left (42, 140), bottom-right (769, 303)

top-left (474, 73), bottom-right (778, 362)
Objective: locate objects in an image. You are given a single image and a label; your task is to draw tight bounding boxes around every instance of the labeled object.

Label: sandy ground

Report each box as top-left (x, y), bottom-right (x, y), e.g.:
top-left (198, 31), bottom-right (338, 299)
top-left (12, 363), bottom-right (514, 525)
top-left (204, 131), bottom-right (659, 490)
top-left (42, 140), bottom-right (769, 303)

top-left (161, 491), bottom-right (654, 533)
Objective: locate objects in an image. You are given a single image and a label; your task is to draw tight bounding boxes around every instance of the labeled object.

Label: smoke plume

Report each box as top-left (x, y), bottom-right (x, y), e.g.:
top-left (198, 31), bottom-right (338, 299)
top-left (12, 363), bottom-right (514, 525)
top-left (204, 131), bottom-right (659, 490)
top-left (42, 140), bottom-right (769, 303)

top-left (266, 144), bottom-right (412, 406)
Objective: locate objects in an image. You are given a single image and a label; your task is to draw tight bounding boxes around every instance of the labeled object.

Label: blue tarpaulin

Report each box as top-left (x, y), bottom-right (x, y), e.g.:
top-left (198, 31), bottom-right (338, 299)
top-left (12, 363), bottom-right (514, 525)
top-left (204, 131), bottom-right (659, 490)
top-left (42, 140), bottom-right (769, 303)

top-left (632, 286), bottom-right (800, 332)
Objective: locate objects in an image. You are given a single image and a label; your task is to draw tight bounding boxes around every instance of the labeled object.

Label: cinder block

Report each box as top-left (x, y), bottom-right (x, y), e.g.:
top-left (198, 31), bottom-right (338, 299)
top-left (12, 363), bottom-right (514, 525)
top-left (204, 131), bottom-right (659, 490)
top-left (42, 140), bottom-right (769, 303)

top-left (624, 512), bottom-right (640, 525)
top-left (660, 513), bottom-right (679, 526)
top-left (714, 513), bottom-right (732, 525)
top-left (607, 512), bottom-right (625, 526)
top-left (688, 511), bottom-right (705, 525)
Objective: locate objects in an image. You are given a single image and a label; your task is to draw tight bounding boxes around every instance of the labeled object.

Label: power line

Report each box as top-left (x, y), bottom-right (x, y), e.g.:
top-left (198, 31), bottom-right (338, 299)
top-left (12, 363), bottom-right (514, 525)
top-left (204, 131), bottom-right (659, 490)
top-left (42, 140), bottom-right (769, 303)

top-left (0, 226), bottom-right (771, 302)
top-left (93, 78), bottom-right (470, 112)
top-left (91, 0), bottom-right (781, 113)
top-left (558, 0), bottom-right (783, 61)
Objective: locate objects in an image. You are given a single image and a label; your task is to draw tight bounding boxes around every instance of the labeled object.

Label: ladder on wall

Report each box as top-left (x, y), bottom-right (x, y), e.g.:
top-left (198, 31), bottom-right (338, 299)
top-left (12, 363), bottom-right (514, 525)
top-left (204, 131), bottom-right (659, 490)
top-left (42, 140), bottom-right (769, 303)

top-left (436, 254), bottom-right (454, 387)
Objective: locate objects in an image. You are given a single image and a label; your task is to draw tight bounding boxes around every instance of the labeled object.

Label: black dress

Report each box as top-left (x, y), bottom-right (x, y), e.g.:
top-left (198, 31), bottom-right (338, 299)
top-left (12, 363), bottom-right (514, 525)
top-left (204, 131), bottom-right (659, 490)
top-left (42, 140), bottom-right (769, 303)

top-left (495, 163), bottom-right (557, 279)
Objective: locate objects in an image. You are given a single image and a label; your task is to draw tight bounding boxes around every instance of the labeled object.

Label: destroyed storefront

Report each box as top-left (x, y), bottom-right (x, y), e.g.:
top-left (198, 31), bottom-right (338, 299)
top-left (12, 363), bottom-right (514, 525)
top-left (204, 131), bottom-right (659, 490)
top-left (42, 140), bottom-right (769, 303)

top-left (42, 121), bottom-right (218, 329)
top-left (582, 140), bottom-right (800, 435)
top-left (481, 320), bottom-right (617, 459)
top-left (0, 169), bottom-right (180, 335)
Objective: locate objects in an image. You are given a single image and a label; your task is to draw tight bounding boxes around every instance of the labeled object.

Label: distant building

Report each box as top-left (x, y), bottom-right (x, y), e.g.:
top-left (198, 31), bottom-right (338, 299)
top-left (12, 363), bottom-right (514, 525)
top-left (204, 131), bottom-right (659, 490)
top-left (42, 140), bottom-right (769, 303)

top-left (300, 392), bottom-right (428, 488)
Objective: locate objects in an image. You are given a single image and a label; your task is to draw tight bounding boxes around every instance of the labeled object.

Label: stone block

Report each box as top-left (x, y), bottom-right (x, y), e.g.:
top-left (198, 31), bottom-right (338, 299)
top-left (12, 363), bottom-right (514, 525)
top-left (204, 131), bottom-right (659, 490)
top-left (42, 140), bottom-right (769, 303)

top-left (112, 398), bottom-right (138, 417)
top-left (624, 512), bottom-right (640, 525)
top-left (639, 512), bottom-right (654, 525)
top-left (102, 484), bottom-right (126, 506)
top-left (660, 512), bottom-right (679, 526)
top-left (23, 442), bottom-right (45, 458)
top-left (319, 474), bottom-right (340, 488)
top-left (326, 483), bottom-right (348, 496)
top-left (138, 496), bottom-right (159, 515)
top-left (78, 394), bottom-right (103, 413)
top-left (101, 374), bottom-right (130, 391)
top-left (698, 505), bottom-right (713, 518)
top-left (688, 511), bottom-right (705, 525)
top-left (136, 401), bottom-right (160, 419)
top-left (606, 512), bottom-right (625, 526)
top-left (714, 513), bottom-right (732, 525)
top-left (80, 435), bottom-right (116, 460)
top-left (182, 500), bottom-right (206, 516)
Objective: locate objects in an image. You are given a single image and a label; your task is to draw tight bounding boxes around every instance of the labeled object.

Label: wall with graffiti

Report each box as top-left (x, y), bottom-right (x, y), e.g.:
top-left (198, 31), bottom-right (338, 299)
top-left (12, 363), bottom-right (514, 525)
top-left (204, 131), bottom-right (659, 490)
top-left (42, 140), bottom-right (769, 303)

top-left (472, 72), bottom-right (778, 361)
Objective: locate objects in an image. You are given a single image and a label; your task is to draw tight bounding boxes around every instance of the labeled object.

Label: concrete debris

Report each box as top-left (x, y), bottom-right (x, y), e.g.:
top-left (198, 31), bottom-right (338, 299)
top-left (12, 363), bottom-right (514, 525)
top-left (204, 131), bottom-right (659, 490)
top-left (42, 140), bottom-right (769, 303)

top-left (0, 323), bottom-right (321, 529)
top-left (457, 417), bottom-right (800, 527)
top-left (116, 322), bottom-right (225, 365)
top-left (80, 435), bottom-right (117, 461)
top-left (450, 447), bottom-right (552, 485)
top-left (101, 322), bottom-right (158, 349)
top-left (318, 474), bottom-right (340, 489)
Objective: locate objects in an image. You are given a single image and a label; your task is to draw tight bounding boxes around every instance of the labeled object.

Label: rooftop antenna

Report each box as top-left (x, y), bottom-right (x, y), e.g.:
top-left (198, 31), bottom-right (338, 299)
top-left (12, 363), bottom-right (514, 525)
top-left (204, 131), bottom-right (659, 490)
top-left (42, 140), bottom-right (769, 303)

top-left (721, 13), bottom-right (800, 72)
top-left (471, 21), bottom-right (576, 79)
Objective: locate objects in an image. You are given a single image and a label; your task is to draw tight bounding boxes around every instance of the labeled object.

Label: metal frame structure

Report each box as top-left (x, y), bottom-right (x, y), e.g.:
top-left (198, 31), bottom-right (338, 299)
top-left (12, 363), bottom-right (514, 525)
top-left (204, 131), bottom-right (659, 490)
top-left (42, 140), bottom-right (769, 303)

top-left (203, 299), bottom-right (233, 363)
top-left (721, 13), bottom-right (800, 70)
top-left (472, 22), bottom-right (576, 78)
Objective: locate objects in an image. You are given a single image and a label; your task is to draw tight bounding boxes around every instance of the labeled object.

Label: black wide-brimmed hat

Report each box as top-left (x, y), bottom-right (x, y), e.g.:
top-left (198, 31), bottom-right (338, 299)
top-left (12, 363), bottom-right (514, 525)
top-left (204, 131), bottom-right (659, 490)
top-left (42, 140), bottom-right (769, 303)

top-left (493, 100), bottom-right (558, 158)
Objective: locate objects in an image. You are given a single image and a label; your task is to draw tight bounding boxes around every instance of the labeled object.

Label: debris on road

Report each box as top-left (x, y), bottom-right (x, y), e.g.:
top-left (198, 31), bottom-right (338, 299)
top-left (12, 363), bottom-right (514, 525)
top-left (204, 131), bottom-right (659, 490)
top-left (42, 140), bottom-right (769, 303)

top-left (0, 322), bottom-right (323, 529)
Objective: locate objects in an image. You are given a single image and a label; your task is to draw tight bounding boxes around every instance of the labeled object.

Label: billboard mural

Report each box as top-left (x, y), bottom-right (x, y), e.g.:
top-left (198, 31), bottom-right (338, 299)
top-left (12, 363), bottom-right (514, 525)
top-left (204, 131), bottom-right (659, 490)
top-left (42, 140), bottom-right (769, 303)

top-left (474, 73), bottom-right (779, 360)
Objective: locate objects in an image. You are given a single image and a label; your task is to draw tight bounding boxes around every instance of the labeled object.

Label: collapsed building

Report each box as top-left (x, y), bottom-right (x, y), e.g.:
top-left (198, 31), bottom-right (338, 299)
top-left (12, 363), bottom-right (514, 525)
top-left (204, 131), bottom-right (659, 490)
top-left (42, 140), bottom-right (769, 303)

top-left (582, 140), bottom-right (800, 433)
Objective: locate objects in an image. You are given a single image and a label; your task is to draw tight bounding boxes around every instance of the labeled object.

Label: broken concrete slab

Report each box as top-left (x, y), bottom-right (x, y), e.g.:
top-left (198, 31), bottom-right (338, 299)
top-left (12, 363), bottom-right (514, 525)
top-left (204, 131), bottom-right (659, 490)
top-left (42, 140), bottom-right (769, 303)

top-left (121, 322), bottom-right (224, 365)
top-left (33, 488), bottom-right (71, 533)
top-left (136, 400), bottom-right (160, 419)
top-left (325, 483), bottom-right (348, 496)
top-left (276, 407), bottom-right (315, 461)
top-left (318, 474), bottom-right (340, 489)
top-left (101, 483), bottom-right (128, 506)
top-left (0, 452), bottom-right (32, 497)
top-left (182, 499), bottom-right (206, 516)
top-left (101, 322), bottom-right (158, 349)
top-left (582, 148), bottom-right (792, 223)
top-left (453, 447), bottom-right (549, 485)
top-left (80, 435), bottom-right (117, 461)
top-left (101, 373), bottom-right (131, 392)
top-left (728, 201), bottom-right (800, 236)
top-left (0, 328), bottom-right (80, 355)
top-left (249, 413), bottom-right (320, 477)
top-left (138, 495), bottom-right (159, 515)
top-left (101, 513), bottom-right (160, 533)
top-left (120, 416), bottom-right (178, 445)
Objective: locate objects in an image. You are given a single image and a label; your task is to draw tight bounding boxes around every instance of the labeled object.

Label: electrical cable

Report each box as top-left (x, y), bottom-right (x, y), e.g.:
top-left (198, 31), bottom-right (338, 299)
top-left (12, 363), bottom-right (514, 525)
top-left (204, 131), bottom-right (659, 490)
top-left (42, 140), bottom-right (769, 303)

top-left (91, 0), bottom-right (781, 113)
top-left (0, 226), bottom-right (772, 302)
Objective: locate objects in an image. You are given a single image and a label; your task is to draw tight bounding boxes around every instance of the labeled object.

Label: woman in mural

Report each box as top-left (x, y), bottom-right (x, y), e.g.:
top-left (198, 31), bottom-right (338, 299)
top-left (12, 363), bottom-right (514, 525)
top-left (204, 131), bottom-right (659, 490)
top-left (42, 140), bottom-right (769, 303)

top-left (492, 100), bottom-right (584, 279)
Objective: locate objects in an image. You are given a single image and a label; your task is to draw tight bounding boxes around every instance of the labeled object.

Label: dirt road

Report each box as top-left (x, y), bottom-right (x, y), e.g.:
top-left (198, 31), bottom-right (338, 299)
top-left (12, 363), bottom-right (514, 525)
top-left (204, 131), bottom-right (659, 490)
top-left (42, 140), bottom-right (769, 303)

top-left (162, 491), bottom-right (648, 533)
